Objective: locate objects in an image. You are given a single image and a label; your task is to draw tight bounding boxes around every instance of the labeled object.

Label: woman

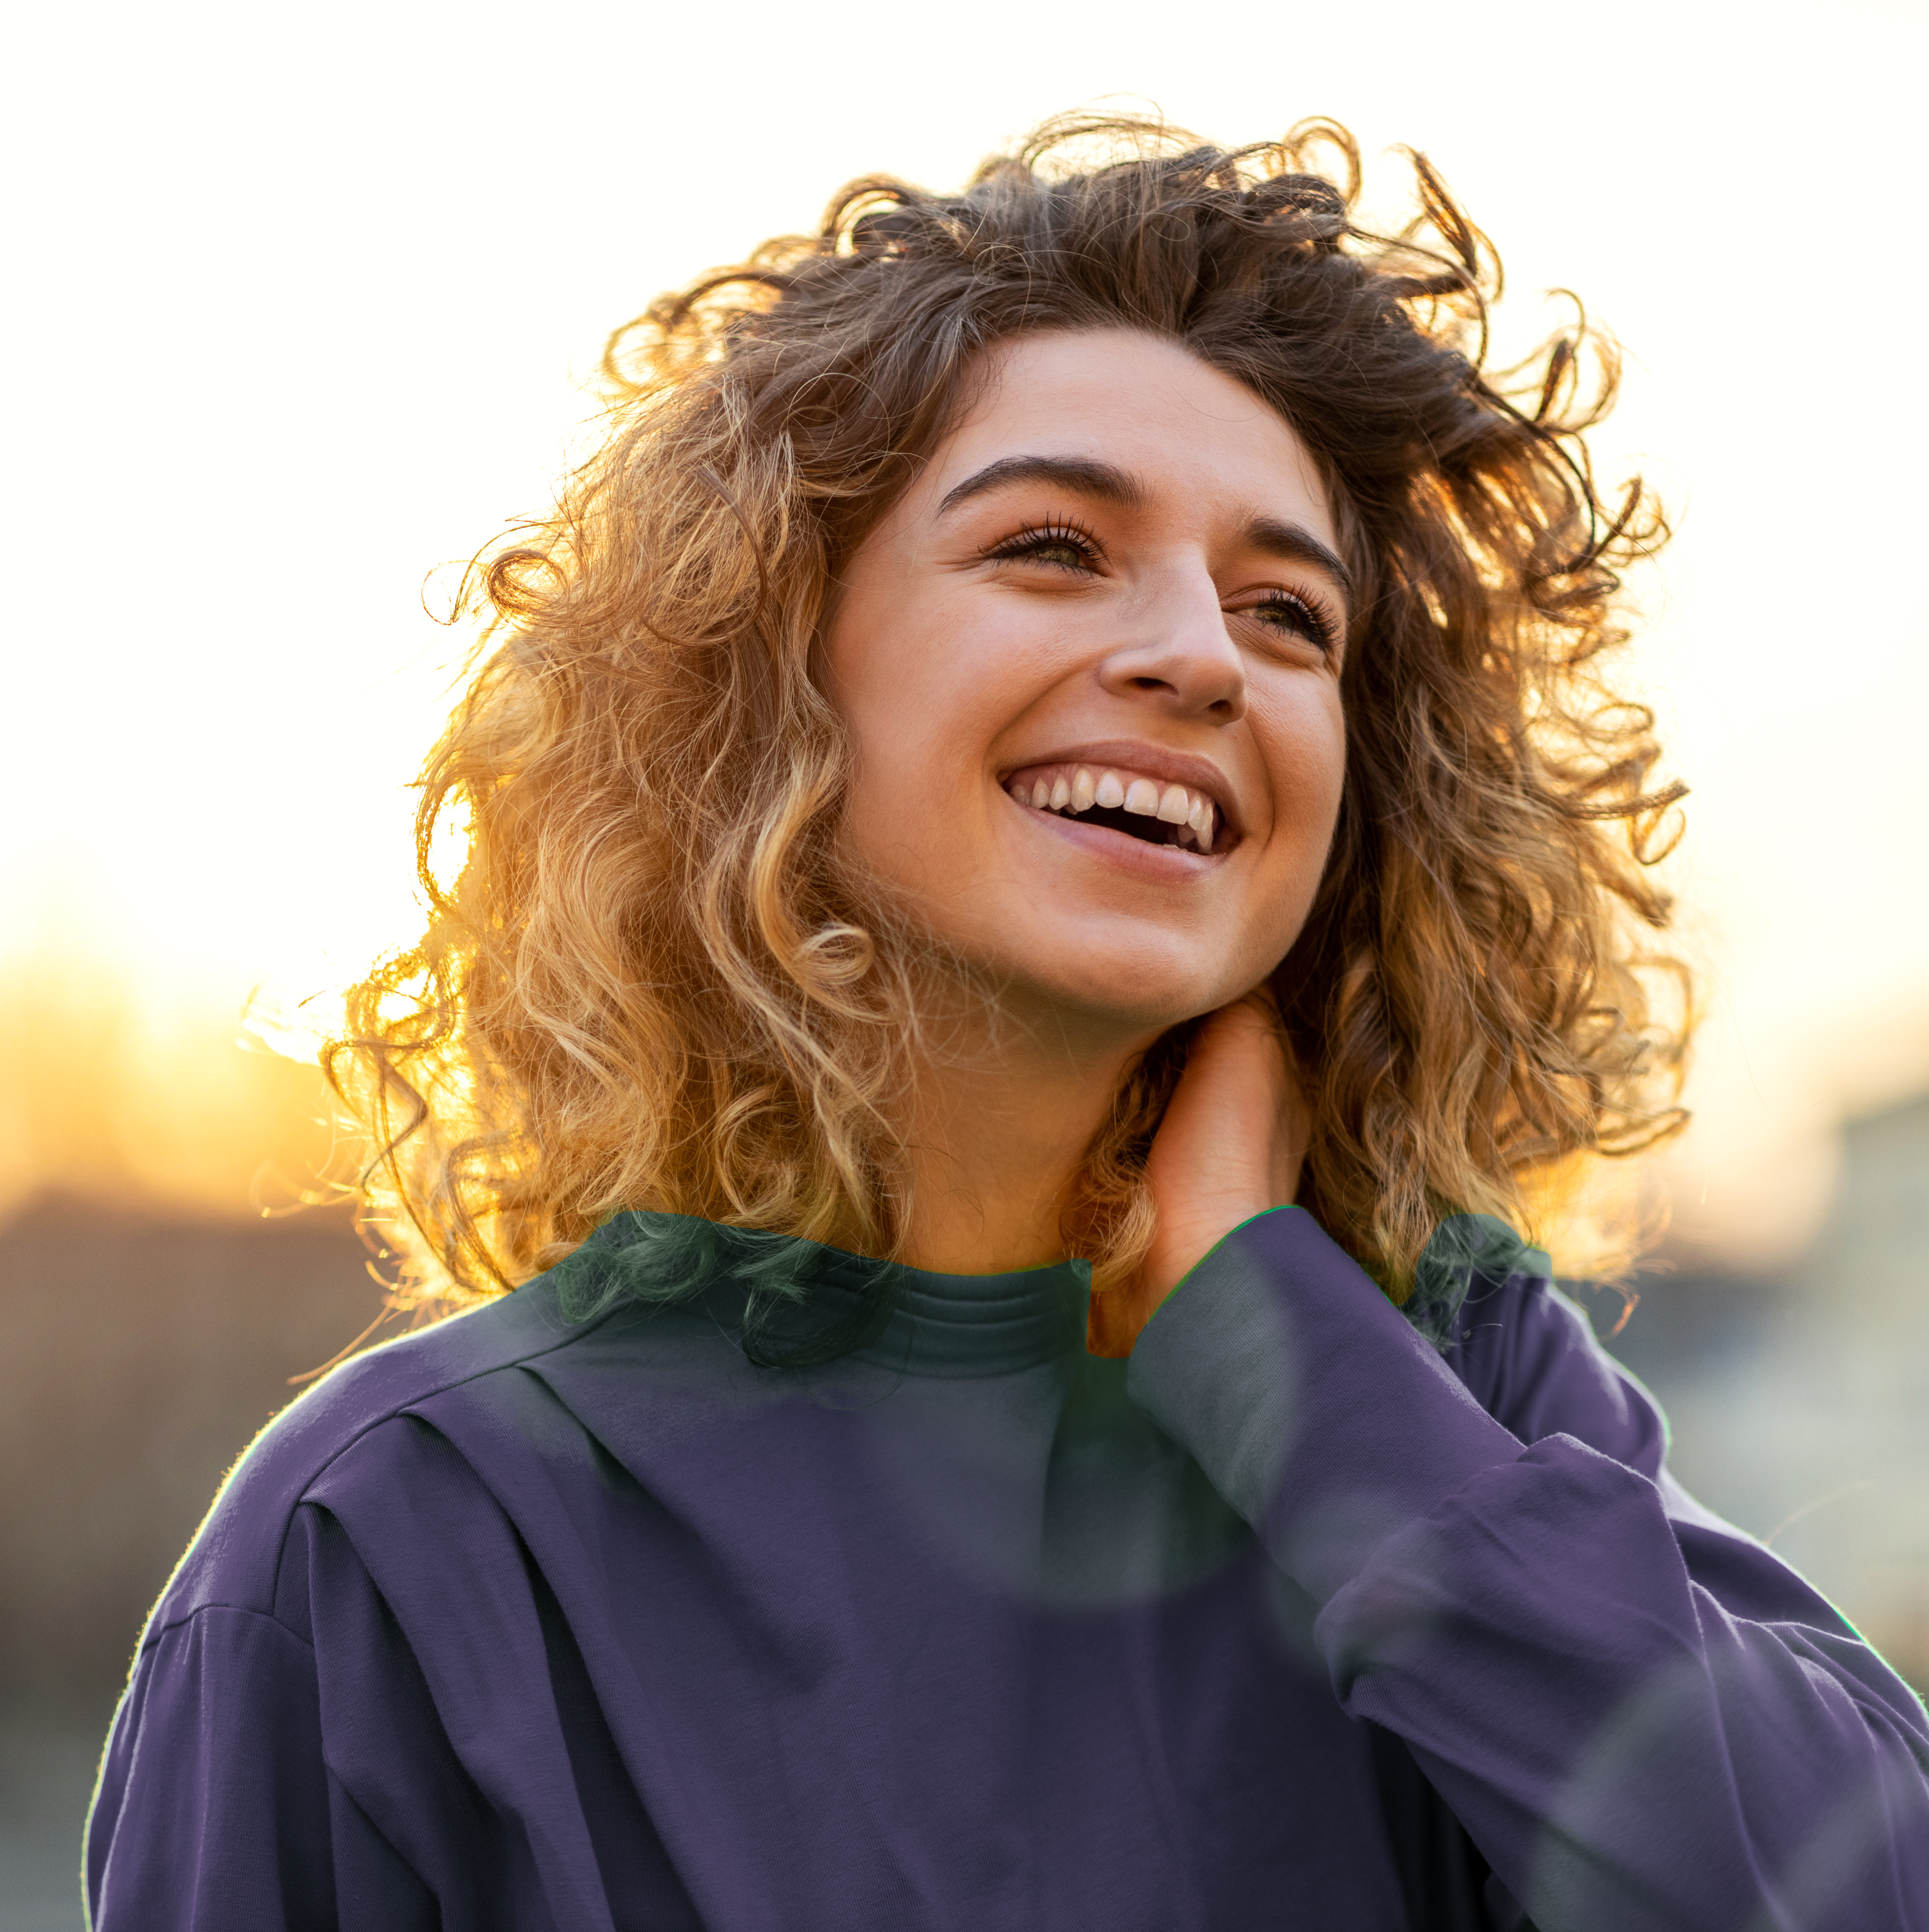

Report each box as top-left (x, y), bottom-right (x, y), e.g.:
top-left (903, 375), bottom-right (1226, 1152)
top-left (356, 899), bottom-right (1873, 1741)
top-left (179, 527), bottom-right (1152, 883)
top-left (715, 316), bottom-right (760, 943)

top-left (87, 117), bottom-right (1929, 1929)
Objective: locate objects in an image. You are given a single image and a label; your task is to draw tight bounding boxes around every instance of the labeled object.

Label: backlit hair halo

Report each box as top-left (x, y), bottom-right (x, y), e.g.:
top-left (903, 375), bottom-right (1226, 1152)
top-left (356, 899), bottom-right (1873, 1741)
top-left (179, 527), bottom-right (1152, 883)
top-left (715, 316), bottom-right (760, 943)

top-left (326, 113), bottom-right (1690, 1342)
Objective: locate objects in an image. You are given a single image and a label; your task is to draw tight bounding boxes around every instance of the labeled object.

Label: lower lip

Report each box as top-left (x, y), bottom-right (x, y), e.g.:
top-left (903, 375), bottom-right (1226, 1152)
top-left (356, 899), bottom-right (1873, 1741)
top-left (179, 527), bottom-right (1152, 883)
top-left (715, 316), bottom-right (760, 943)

top-left (1008, 797), bottom-right (1226, 878)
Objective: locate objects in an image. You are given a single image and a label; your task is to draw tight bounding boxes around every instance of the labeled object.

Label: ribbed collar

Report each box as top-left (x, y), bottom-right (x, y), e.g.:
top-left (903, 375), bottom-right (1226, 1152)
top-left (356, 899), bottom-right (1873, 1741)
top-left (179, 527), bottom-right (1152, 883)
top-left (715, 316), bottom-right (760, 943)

top-left (574, 1211), bottom-right (1093, 1379)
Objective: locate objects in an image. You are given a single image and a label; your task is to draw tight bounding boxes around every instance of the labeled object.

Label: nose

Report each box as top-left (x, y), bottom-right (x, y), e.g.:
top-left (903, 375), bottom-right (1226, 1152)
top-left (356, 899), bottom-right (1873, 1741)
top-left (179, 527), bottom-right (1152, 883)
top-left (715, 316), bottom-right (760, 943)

top-left (1094, 566), bottom-right (1247, 722)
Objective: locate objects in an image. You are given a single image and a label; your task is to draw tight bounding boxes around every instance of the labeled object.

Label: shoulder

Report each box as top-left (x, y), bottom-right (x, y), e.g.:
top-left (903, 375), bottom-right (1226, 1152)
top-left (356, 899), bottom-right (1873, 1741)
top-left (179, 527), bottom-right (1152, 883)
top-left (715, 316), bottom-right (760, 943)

top-left (145, 1275), bottom-right (600, 1641)
top-left (1442, 1262), bottom-right (1667, 1478)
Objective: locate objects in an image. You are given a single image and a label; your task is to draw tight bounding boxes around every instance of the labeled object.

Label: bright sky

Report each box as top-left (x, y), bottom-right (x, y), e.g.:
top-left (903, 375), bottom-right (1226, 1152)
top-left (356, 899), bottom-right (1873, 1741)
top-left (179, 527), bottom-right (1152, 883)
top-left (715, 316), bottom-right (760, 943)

top-left (5, 0), bottom-right (1924, 1264)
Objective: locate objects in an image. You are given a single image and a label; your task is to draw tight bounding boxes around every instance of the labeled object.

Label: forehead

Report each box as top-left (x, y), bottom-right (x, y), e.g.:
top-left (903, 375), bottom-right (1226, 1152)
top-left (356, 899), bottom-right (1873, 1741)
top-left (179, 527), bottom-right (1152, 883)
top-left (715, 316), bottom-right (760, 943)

top-left (910, 327), bottom-right (1337, 546)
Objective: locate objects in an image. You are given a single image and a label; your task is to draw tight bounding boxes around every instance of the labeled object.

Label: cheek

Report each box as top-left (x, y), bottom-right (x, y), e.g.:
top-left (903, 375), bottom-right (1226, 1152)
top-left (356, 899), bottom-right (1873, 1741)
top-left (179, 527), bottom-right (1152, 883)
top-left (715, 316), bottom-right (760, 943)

top-left (832, 568), bottom-right (1062, 777)
top-left (1254, 684), bottom-right (1348, 859)
top-left (824, 579), bottom-right (1019, 881)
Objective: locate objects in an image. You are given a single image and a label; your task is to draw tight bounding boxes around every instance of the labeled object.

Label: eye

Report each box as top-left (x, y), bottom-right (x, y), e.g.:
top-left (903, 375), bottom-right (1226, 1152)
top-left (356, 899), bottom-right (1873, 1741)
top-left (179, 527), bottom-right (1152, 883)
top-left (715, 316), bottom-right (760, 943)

top-left (983, 519), bottom-right (1103, 575)
top-left (1234, 588), bottom-right (1341, 654)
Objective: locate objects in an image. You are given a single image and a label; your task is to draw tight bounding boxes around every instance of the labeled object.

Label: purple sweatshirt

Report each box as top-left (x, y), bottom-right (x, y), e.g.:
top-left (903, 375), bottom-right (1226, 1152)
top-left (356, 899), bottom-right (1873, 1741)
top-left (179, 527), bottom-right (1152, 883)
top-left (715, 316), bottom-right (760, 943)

top-left (85, 1207), bottom-right (1929, 1929)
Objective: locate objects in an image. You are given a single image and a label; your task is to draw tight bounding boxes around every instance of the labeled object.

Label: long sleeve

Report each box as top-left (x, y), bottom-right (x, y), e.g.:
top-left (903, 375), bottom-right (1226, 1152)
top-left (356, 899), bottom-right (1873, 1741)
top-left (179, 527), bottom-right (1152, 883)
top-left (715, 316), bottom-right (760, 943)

top-left (1126, 1206), bottom-right (1929, 1932)
top-left (87, 1507), bottom-right (447, 1931)
top-left (88, 1603), bottom-right (341, 1929)
top-left (86, 1419), bottom-right (705, 1932)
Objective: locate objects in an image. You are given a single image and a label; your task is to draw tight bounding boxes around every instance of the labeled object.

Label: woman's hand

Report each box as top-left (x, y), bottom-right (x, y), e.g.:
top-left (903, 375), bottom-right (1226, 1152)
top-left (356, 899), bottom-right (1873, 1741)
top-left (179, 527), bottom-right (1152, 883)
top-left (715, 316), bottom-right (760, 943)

top-left (1090, 992), bottom-right (1312, 1356)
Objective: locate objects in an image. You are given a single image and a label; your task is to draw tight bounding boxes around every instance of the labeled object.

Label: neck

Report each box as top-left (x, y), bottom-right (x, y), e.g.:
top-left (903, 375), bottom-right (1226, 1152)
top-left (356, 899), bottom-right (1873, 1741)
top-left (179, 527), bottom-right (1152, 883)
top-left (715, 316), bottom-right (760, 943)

top-left (893, 988), bottom-right (1154, 1276)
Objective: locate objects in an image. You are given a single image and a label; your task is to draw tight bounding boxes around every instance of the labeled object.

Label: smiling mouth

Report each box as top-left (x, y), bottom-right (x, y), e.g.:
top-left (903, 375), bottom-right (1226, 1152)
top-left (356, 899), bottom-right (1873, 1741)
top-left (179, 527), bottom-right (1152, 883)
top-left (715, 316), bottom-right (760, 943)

top-left (1003, 762), bottom-right (1224, 854)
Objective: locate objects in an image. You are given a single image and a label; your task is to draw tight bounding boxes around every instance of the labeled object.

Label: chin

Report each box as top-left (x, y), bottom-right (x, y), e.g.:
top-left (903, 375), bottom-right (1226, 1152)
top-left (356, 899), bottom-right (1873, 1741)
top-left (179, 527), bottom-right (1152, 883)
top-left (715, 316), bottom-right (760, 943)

top-left (1005, 943), bottom-right (1251, 1037)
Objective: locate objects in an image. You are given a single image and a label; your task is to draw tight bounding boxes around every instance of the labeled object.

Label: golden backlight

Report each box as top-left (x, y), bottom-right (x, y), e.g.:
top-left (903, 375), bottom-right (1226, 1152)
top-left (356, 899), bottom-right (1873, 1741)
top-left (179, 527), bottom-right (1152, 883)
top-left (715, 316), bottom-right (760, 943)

top-left (3, 0), bottom-right (1925, 1270)
top-left (0, 949), bottom-right (349, 1226)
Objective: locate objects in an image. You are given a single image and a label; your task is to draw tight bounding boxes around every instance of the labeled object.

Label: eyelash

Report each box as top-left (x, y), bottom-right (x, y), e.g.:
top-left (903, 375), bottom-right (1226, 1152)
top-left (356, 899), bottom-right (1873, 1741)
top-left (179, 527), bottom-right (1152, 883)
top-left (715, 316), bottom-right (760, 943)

top-left (1246, 586), bottom-right (1342, 655)
top-left (984, 520), bottom-right (1342, 654)
top-left (983, 519), bottom-right (1102, 570)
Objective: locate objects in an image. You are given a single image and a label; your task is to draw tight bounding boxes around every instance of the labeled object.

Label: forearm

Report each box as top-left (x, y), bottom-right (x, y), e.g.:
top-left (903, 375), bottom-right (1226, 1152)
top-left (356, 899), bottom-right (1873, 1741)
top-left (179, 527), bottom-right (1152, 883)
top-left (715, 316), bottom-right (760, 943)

top-left (1127, 1208), bottom-right (1929, 1931)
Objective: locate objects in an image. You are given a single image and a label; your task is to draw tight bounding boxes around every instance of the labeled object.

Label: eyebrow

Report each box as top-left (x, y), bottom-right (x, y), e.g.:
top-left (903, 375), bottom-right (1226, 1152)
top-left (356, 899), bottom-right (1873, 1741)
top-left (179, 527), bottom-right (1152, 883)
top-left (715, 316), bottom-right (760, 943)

top-left (937, 455), bottom-right (1145, 516)
top-left (1241, 515), bottom-right (1353, 602)
top-left (936, 452), bottom-right (1353, 602)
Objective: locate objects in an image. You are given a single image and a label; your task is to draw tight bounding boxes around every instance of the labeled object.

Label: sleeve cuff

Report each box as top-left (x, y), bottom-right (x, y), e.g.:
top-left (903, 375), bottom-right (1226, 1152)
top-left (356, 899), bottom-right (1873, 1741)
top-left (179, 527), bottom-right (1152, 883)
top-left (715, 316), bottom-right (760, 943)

top-left (1124, 1206), bottom-right (1527, 1603)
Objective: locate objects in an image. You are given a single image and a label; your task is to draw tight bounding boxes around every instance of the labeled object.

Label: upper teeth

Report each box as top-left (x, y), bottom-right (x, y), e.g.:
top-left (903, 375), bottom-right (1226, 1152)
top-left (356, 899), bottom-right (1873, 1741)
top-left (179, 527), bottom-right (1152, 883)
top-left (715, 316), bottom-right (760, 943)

top-left (1009, 765), bottom-right (1219, 850)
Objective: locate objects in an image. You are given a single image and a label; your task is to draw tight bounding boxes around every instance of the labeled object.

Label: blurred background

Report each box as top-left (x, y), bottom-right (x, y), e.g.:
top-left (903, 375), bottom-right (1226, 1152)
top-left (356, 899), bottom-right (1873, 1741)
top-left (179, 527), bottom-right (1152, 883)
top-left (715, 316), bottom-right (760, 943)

top-left (4, 0), bottom-right (1926, 1921)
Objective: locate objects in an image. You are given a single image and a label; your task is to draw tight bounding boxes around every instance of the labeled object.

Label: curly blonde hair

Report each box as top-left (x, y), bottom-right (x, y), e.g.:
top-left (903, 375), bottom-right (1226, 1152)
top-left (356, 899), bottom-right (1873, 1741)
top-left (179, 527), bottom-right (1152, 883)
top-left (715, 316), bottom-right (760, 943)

top-left (327, 113), bottom-right (1688, 1320)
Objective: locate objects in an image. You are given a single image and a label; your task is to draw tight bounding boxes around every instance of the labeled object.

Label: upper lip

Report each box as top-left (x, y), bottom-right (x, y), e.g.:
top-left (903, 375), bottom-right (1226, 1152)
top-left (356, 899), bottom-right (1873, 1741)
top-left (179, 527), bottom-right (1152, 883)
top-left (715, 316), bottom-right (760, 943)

top-left (999, 738), bottom-right (1243, 840)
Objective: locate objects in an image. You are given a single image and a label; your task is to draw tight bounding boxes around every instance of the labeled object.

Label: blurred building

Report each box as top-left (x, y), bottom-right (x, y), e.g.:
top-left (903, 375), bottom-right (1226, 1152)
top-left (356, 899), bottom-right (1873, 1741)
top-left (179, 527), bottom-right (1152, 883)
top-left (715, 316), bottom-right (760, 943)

top-left (1606, 1091), bottom-right (1929, 1688)
top-left (0, 1197), bottom-right (384, 1930)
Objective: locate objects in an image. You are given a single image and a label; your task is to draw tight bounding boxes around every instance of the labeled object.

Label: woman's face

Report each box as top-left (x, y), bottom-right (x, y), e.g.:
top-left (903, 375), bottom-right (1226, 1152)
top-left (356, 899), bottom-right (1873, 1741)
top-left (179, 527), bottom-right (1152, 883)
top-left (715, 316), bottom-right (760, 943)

top-left (825, 328), bottom-right (1350, 1037)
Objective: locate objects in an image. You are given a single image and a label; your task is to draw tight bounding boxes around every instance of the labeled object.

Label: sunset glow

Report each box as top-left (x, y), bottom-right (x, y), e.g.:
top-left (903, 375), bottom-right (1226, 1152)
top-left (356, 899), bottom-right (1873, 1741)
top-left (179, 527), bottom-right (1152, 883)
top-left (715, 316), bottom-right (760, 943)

top-left (6, 0), bottom-right (1924, 1271)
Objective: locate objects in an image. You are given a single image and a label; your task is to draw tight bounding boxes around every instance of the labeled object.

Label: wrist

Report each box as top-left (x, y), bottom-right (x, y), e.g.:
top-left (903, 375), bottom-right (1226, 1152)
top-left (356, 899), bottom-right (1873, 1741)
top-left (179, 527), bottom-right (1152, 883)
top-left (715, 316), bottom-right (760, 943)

top-left (1149, 1196), bottom-right (1290, 1303)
